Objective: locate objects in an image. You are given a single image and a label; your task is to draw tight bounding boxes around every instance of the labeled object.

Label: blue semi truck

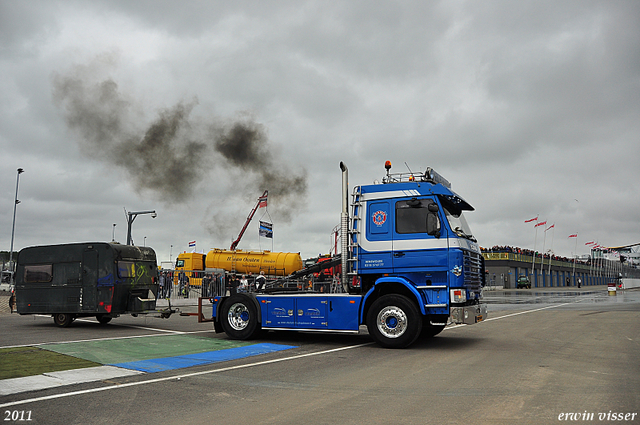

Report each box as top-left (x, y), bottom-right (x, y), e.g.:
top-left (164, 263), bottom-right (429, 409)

top-left (205, 161), bottom-right (487, 348)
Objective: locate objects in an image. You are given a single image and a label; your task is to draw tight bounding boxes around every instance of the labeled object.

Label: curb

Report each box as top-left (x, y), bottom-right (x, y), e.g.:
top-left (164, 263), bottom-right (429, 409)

top-left (0, 366), bottom-right (144, 396)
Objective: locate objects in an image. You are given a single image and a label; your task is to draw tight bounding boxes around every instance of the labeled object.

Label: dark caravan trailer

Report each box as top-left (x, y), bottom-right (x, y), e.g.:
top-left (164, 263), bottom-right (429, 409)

top-left (15, 242), bottom-right (158, 327)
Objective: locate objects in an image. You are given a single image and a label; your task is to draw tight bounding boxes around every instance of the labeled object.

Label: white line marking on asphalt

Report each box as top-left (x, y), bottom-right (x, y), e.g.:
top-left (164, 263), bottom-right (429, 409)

top-left (0, 329), bottom-right (216, 350)
top-left (482, 300), bottom-right (584, 321)
top-left (75, 317), bottom-right (184, 333)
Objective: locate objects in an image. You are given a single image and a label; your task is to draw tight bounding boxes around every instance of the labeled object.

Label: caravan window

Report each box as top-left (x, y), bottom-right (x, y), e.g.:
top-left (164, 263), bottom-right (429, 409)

top-left (24, 264), bottom-right (53, 283)
top-left (117, 261), bottom-right (136, 278)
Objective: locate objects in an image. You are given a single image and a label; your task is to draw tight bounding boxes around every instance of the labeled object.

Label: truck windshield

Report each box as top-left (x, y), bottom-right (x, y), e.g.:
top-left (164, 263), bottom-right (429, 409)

top-left (443, 207), bottom-right (476, 242)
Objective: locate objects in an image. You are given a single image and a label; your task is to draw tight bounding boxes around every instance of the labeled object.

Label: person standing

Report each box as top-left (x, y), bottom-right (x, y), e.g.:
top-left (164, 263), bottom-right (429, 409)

top-left (239, 275), bottom-right (248, 293)
top-left (165, 271), bottom-right (172, 297)
top-left (255, 271), bottom-right (266, 292)
top-left (158, 272), bottom-right (165, 298)
top-left (229, 274), bottom-right (239, 296)
top-left (202, 274), bottom-right (212, 297)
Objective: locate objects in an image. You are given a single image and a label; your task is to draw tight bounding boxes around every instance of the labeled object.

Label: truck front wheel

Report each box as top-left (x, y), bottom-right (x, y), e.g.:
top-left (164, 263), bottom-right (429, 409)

top-left (367, 294), bottom-right (422, 348)
top-left (220, 294), bottom-right (261, 340)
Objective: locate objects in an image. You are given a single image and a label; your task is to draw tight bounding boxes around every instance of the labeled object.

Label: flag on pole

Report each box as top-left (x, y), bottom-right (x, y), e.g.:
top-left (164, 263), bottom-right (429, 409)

top-left (585, 241), bottom-right (595, 246)
top-left (568, 234), bottom-right (578, 238)
top-left (258, 194), bottom-right (268, 208)
top-left (534, 220), bottom-right (547, 227)
top-left (545, 224), bottom-right (555, 231)
top-left (259, 221), bottom-right (273, 238)
top-left (525, 216), bottom-right (538, 223)
top-left (188, 241), bottom-right (196, 247)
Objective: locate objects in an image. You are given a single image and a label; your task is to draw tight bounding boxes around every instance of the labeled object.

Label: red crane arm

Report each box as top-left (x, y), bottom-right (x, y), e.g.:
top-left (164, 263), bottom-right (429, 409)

top-left (230, 190), bottom-right (268, 251)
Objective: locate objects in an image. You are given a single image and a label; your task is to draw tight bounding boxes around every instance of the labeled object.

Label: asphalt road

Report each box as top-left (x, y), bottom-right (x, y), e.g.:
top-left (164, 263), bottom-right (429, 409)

top-left (1, 288), bottom-right (639, 425)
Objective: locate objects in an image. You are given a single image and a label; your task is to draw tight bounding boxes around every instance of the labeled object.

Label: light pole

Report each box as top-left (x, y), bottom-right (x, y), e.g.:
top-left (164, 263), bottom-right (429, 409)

top-left (125, 210), bottom-right (157, 246)
top-left (8, 168), bottom-right (24, 274)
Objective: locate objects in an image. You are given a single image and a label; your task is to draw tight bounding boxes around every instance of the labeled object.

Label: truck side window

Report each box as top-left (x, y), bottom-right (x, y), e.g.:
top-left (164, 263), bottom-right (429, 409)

top-left (117, 261), bottom-right (136, 278)
top-left (24, 264), bottom-right (53, 283)
top-left (395, 199), bottom-right (437, 234)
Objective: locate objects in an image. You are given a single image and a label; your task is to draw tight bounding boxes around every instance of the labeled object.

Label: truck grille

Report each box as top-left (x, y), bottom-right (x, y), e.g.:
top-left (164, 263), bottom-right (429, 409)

top-left (463, 250), bottom-right (483, 295)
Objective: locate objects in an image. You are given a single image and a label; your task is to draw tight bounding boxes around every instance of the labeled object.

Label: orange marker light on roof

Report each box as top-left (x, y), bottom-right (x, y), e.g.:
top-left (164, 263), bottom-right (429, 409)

top-left (385, 161), bottom-right (392, 170)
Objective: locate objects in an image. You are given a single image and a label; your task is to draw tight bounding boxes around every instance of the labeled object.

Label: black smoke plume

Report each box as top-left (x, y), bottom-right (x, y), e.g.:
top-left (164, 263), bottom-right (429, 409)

top-left (52, 61), bottom-right (307, 239)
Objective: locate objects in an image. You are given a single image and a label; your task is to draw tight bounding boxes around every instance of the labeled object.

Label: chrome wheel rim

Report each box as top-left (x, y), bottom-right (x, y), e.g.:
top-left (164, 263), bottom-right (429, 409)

top-left (227, 302), bottom-right (250, 331)
top-left (376, 306), bottom-right (407, 338)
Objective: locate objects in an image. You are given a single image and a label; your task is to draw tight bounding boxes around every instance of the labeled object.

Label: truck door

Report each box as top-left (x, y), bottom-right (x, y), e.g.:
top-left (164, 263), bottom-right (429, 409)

top-left (361, 201), bottom-right (393, 272)
top-left (392, 198), bottom-right (448, 274)
top-left (82, 250), bottom-right (98, 311)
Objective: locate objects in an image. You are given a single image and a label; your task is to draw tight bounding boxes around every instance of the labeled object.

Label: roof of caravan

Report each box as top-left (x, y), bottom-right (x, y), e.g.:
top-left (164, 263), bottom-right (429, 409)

top-left (17, 242), bottom-right (157, 263)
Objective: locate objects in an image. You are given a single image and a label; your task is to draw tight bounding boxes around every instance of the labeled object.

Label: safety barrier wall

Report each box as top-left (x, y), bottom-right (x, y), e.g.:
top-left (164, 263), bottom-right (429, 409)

top-left (483, 252), bottom-right (640, 276)
top-left (483, 252), bottom-right (640, 288)
top-left (621, 278), bottom-right (640, 289)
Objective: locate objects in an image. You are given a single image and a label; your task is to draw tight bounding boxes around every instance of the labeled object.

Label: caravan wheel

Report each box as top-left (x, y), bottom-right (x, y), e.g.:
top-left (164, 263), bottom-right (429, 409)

top-left (53, 313), bottom-right (74, 328)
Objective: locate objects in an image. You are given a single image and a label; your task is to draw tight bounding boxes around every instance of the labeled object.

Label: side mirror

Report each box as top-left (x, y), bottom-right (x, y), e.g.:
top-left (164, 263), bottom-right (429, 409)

top-left (427, 212), bottom-right (441, 238)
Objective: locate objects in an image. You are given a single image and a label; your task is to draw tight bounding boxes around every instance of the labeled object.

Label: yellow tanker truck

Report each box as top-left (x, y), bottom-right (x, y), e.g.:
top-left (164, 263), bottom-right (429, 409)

top-left (174, 249), bottom-right (303, 284)
top-left (205, 249), bottom-right (302, 276)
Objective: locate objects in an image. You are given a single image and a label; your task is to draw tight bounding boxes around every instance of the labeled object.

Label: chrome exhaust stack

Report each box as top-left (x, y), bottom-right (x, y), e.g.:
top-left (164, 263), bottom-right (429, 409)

top-left (340, 161), bottom-right (349, 292)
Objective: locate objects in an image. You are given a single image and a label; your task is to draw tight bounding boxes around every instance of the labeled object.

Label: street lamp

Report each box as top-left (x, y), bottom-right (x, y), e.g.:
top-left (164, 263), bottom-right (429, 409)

top-left (125, 209), bottom-right (157, 246)
top-left (8, 168), bottom-right (24, 274)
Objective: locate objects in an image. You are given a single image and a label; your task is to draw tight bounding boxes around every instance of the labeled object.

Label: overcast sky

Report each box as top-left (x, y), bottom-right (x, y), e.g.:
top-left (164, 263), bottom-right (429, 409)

top-left (1, 0), bottom-right (639, 264)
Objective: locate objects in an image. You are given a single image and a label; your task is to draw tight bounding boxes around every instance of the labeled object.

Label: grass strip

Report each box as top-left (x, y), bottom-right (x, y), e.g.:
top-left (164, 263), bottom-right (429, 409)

top-left (0, 346), bottom-right (100, 380)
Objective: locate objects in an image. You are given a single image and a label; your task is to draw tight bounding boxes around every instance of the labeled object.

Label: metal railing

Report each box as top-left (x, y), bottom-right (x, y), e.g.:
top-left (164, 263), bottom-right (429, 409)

top-left (157, 270), bottom-right (226, 300)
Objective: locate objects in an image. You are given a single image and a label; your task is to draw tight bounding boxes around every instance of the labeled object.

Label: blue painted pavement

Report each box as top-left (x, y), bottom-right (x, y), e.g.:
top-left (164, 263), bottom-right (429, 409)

top-left (111, 343), bottom-right (296, 373)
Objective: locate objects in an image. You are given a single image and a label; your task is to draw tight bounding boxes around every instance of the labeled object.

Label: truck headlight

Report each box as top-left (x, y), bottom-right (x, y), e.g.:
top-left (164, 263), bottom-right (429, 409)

top-left (450, 288), bottom-right (467, 304)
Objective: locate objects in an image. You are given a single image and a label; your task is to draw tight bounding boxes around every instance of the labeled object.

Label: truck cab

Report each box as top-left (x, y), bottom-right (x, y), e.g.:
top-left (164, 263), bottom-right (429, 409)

top-left (174, 252), bottom-right (205, 287)
top-left (348, 164), bottom-right (486, 344)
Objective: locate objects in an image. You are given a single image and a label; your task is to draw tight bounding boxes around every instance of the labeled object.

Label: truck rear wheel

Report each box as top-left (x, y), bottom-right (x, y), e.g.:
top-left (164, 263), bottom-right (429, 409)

top-left (53, 313), bottom-right (74, 328)
top-left (220, 294), bottom-right (261, 340)
top-left (367, 294), bottom-right (422, 348)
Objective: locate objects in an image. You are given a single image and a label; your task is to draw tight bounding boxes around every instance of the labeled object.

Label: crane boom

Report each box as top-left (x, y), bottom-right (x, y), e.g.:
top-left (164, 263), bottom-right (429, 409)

top-left (230, 190), bottom-right (268, 251)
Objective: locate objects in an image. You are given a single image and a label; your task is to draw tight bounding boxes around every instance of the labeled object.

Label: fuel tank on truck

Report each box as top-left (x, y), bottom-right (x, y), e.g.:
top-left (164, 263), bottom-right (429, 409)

top-left (205, 249), bottom-right (303, 276)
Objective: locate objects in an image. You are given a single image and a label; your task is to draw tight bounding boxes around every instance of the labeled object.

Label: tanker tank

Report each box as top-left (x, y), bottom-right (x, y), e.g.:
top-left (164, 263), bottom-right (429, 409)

top-left (205, 249), bottom-right (303, 276)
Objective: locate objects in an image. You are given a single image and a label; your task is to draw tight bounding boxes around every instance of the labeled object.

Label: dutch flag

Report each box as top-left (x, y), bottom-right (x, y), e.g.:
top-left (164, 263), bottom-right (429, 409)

top-left (188, 241), bottom-right (196, 248)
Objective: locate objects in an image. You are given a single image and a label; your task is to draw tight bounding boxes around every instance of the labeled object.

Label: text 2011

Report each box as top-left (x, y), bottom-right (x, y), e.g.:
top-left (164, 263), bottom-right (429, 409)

top-left (3, 411), bottom-right (32, 422)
